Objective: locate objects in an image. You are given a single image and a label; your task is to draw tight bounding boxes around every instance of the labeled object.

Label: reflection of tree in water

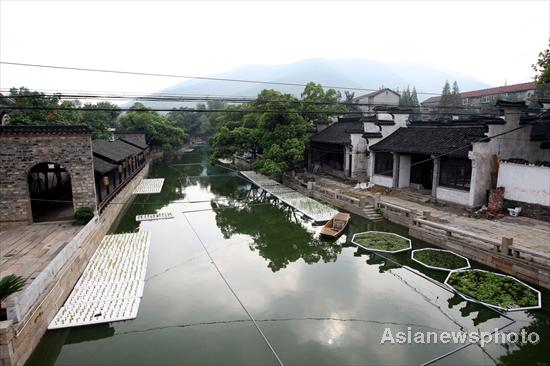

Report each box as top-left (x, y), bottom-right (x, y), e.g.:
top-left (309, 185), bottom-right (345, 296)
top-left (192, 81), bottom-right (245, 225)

top-left (497, 309), bottom-right (550, 365)
top-left (446, 294), bottom-right (501, 327)
top-left (364, 253), bottom-right (402, 273)
top-left (212, 200), bottom-right (341, 272)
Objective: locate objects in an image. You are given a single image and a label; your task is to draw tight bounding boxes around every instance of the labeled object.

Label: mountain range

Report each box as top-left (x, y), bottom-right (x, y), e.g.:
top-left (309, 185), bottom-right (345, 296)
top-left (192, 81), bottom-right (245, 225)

top-left (130, 58), bottom-right (490, 109)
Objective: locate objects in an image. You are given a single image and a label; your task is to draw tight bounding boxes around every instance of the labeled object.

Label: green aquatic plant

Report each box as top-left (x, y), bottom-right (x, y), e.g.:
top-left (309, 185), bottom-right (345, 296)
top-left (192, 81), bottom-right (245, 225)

top-left (447, 270), bottom-right (539, 309)
top-left (353, 232), bottom-right (410, 252)
top-left (413, 249), bottom-right (468, 270)
top-left (0, 274), bottom-right (26, 303)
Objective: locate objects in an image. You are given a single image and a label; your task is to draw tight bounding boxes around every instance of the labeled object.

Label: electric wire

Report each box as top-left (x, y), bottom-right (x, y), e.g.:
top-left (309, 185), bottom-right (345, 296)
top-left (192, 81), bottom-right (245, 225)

top-left (182, 213), bottom-right (285, 366)
top-left (0, 61), bottom-right (442, 95)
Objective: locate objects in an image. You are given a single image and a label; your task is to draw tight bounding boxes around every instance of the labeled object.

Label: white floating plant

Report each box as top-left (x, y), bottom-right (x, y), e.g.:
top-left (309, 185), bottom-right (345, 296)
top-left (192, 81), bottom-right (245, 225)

top-left (133, 178), bottom-right (165, 194)
top-left (136, 212), bottom-right (174, 222)
top-left (49, 232), bottom-right (151, 329)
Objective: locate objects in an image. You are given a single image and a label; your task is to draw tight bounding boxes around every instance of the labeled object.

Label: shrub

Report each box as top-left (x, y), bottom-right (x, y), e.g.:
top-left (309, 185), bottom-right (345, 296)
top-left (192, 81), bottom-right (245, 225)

top-left (74, 206), bottom-right (94, 225)
top-left (353, 232), bottom-right (410, 252)
top-left (447, 270), bottom-right (538, 309)
top-left (413, 249), bottom-right (468, 270)
top-left (0, 274), bottom-right (26, 303)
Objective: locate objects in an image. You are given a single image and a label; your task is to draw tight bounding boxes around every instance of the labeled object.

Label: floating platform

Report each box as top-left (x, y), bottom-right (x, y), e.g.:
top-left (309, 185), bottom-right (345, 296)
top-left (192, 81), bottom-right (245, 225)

top-left (133, 178), bottom-right (165, 194)
top-left (241, 171), bottom-right (337, 222)
top-left (136, 212), bottom-right (174, 222)
top-left (49, 232), bottom-right (151, 329)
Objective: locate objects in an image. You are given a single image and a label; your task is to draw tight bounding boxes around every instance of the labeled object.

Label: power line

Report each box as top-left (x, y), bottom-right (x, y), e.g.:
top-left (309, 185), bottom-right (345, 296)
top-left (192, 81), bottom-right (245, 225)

top-left (182, 213), bottom-right (285, 366)
top-left (0, 61), bottom-right (443, 95)
top-left (1, 105), bottom-right (526, 117)
top-left (1, 91), bottom-right (504, 111)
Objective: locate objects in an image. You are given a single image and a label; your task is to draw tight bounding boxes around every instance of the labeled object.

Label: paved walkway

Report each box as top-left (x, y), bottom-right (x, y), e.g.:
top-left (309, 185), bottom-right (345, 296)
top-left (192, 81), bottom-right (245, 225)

top-left (0, 223), bottom-right (82, 287)
top-left (309, 174), bottom-right (550, 257)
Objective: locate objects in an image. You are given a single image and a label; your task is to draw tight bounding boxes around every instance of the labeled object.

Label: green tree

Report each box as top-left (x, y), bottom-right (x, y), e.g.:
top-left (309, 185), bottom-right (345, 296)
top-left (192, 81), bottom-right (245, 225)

top-left (410, 87), bottom-right (419, 107)
top-left (80, 101), bottom-right (120, 139)
top-left (439, 81), bottom-right (453, 107)
top-left (118, 103), bottom-right (188, 151)
top-left (7, 87), bottom-right (60, 124)
top-left (300, 82), bottom-right (345, 125)
top-left (343, 91), bottom-right (361, 112)
top-left (451, 81), bottom-right (462, 107)
top-left (532, 45), bottom-right (550, 85)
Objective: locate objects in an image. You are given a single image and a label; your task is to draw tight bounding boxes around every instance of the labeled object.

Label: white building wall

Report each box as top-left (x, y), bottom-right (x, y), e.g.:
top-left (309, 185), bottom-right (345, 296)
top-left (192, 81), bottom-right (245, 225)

top-left (371, 174), bottom-right (393, 187)
top-left (436, 187), bottom-right (471, 205)
top-left (350, 133), bottom-right (368, 177)
top-left (497, 162), bottom-right (550, 206)
top-left (470, 108), bottom-right (550, 207)
top-left (398, 155), bottom-right (411, 188)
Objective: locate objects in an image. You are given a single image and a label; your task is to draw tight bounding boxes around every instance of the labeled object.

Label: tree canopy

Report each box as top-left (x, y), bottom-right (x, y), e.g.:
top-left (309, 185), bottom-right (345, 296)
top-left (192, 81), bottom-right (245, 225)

top-left (118, 103), bottom-right (188, 151)
top-left (439, 80), bottom-right (462, 108)
top-left (399, 86), bottom-right (419, 108)
top-left (532, 45), bottom-right (550, 85)
top-left (166, 100), bottom-right (225, 138)
top-left (210, 84), bottom-right (345, 176)
top-left (6, 87), bottom-right (121, 139)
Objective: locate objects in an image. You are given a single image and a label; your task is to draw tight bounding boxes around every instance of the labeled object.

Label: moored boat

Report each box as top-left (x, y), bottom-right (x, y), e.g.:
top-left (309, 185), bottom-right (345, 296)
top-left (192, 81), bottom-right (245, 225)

top-left (320, 212), bottom-right (351, 238)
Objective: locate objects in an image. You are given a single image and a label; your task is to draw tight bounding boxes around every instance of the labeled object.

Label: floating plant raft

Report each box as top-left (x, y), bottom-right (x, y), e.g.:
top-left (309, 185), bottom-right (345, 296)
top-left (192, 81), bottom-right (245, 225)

top-left (49, 232), bottom-right (151, 329)
top-left (445, 269), bottom-right (542, 311)
top-left (241, 171), bottom-right (337, 222)
top-left (351, 231), bottom-right (412, 253)
top-left (411, 248), bottom-right (470, 271)
top-left (133, 178), bottom-right (165, 194)
top-left (136, 212), bottom-right (174, 222)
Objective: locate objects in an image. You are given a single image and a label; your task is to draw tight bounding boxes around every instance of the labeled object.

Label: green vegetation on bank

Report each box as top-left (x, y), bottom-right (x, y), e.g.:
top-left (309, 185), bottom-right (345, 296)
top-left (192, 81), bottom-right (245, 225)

top-left (210, 82), bottom-right (345, 175)
top-left (5, 88), bottom-right (188, 151)
top-left (413, 249), bottom-right (468, 270)
top-left (353, 232), bottom-right (410, 252)
top-left (447, 270), bottom-right (539, 309)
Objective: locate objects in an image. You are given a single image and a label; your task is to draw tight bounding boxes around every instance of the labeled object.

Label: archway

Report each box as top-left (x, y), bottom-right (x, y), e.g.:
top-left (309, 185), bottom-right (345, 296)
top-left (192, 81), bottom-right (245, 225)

top-left (27, 163), bottom-right (74, 222)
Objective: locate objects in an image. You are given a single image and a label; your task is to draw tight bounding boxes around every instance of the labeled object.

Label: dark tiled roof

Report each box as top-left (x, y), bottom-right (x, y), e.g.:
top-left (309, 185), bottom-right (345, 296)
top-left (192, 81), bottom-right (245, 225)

top-left (93, 156), bottom-right (117, 174)
top-left (309, 120), bottom-right (364, 145)
top-left (369, 125), bottom-right (488, 157)
top-left (115, 133), bottom-right (148, 149)
top-left (363, 132), bottom-right (383, 138)
top-left (0, 125), bottom-right (92, 135)
top-left (92, 139), bottom-right (142, 163)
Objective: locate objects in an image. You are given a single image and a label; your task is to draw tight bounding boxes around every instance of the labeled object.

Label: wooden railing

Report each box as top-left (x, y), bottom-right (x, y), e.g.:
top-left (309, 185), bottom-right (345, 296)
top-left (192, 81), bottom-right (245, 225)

top-left (98, 161), bottom-right (148, 214)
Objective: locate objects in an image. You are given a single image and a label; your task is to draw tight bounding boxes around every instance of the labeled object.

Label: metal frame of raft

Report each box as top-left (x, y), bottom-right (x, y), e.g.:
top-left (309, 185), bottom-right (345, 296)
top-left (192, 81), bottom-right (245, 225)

top-left (48, 232), bottom-right (151, 329)
top-left (241, 171), bottom-right (337, 222)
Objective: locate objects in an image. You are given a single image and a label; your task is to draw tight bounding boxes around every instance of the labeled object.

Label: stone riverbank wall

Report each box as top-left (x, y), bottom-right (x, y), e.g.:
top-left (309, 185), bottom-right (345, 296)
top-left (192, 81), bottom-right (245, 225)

top-left (0, 163), bottom-right (150, 366)
top-left (283, 174), bottom-right (550, 292)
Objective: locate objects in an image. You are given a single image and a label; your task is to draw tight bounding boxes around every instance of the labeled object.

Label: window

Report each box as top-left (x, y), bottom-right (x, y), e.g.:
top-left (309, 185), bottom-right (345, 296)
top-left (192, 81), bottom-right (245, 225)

top-left (439, 158), bottom-right (472, 190)
top-left (374, 152), bottom-right (393, 176)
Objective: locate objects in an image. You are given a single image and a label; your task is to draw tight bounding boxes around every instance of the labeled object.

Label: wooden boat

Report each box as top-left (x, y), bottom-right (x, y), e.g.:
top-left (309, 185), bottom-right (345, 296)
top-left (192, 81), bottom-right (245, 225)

top-left (320, 212), bottom-right (351, 238)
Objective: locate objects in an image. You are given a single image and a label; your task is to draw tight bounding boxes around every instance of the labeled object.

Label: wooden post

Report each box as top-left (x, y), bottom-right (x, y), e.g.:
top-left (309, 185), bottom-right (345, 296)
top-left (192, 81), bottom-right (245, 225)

top-left (359, 196), bottom-right (366, 208)
top-left (501, 237), bottom-right (513, 255)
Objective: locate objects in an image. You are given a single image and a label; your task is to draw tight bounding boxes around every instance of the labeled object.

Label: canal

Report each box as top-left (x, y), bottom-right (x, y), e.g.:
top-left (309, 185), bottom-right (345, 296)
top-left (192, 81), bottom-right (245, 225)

top-left (28, 146), bottom-right (549, 366)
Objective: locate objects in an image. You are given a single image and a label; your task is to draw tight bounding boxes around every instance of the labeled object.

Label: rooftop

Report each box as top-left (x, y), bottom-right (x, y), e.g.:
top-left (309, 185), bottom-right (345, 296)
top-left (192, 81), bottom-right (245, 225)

top-left (92, 139), bottom-right (143, 163)
top-left (369, 125), bottom-right (488, 157)
top-left (422, 82), bottom-right (536, 105)
top-left (0, 125), bottom-right (92, 135)
top-left (309, 120), bottom-right (364, 145)
top-left (93, 156), bottom-right (118, 174)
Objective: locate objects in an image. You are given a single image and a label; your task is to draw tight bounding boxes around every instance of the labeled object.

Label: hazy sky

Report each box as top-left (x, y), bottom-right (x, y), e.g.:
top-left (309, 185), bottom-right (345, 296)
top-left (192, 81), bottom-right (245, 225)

top-left (1, 0), bottom-right (549, 95)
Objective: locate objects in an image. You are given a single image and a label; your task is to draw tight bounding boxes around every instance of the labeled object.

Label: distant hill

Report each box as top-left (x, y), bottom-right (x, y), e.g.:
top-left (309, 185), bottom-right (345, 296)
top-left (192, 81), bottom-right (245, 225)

top-left (127, 58), bottom-right (489, 109)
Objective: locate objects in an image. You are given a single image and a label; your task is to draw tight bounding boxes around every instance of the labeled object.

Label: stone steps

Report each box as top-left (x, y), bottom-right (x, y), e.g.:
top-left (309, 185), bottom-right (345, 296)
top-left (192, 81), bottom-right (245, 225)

top-left (362, 205), bottom-right (384, 222)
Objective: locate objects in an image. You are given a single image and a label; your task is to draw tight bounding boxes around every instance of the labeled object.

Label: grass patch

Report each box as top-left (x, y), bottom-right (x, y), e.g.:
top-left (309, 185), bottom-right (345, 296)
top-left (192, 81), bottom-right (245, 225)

top-left (413, 249), bottom-right (468, 270)
top-left (354, 232), bottom-right (410, 252)
top-left (447, 270), bottom-right (539, 309)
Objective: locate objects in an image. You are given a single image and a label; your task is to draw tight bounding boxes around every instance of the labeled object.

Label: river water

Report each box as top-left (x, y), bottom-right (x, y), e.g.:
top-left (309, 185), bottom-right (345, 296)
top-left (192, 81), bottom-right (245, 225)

top-left (27, 146), bottom-right (549, 366)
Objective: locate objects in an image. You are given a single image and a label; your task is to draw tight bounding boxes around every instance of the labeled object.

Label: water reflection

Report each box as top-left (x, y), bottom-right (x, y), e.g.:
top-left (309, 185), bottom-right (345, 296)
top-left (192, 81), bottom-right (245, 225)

top-left (212, 199), bottom-right (341, 272)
